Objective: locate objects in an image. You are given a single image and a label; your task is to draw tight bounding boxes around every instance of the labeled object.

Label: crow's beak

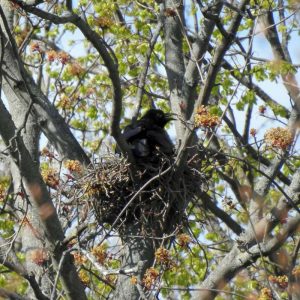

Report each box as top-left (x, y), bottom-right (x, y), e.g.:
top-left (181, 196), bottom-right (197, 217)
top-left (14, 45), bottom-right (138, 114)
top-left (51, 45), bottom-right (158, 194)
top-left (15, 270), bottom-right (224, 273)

top-left (165, 113), bottom-right (176, 121)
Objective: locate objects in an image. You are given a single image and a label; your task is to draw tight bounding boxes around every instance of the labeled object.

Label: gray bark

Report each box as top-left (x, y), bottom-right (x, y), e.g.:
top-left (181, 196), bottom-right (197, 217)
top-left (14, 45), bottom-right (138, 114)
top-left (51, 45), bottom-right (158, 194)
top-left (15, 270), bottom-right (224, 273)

top-left (7, 112), bottom-right (53, 297)
top-left (113, 225), bottom-right (154, 300)
top-left (9, 119), bottom-right (53, 298)
top-left (182, 1), bottom-right (223, 120)
top-left (0, 98), bottom-right (87, 300)
top-left (175, 0), bottom-right (251, 173)
top-left (259, 11), bottom-right (300, 111)
top-left (0, 1), bottom-right (90, 166)
top-left (197, 215), bottom-right (300, 299)
top-left (164, 0), bottom-right (186, 142)
top-left (195, 154), bottom-right (300, 299)
top-left (0, 4), bottom-right (53, 297)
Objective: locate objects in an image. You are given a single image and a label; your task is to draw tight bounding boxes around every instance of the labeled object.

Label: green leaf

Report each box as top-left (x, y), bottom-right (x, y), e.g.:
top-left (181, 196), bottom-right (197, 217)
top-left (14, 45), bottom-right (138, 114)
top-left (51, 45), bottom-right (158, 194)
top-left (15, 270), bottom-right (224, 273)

top-left (205, 232), bottom-right (219, 241)
top-left (87, 106), bottom-right (98, 120)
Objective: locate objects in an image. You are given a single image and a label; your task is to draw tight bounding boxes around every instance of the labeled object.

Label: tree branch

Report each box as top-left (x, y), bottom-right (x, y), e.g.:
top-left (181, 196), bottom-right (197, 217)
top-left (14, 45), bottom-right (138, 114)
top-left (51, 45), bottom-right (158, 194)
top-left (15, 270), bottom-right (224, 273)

top-left (0, 288), bottom-right (29, 300)
top-left (201, 192), bottom-right (243, 235)
top-left (182, 0), bottom-right (223, 120)
top-left (195, 165), bottom-right (300, 299)
top-left (132, 5), bottom-right (164, 121)
top-left (0, 98), bottom-right (87, 300)
top-left (219, 56), bottom-right (290, 119)
top-left (164, 0), bottom-right (186, 140)
top-left (260, 11), bottom-right (300, 112)
top-left (12, 0), bottom-right (134, 163)
top-left (175, 0), bottom-right (251, 173)
top-left (222, 114), bottom-right (291, 185)
top-left (197, 211), bottom-right (300, 299)
top-left (0, 5), bottom-right (90, 166)
top-left (0, 235), bottom-right (50, 300)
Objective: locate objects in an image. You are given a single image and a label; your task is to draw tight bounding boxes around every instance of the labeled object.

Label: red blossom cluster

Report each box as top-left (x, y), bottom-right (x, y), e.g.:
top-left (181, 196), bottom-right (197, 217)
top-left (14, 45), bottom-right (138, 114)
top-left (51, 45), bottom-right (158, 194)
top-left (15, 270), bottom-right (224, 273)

top-left (72, 252), bottom-right (87, 265)
top-left (164, 8), bottom-right (177, 17)
top-left (67, 62), bottom-right (85, 76)
top-left (57, 95), bottom-right (73, 110)
top-left (264, 127), bottom-right (293, 150)
top-left (78, 270), bottom-right (90, 286)
top-left (40, 147), bottom-right (55, 159)
top-left (142, 267), bottom-right (159, 289)
top-left (95, 16), bottom-right (114, 28)
top-left (30, 42), bottom-right (43, 53)
top-left (259, 105), bottom-right (266, 114)
top-left (41, 168), bottom-right (59, 189)
top-left (177, 233), bottom-right (192, 248)
top-left (29, 46), bottom-right (71, 65)
top-left (258, 287), bottom-right (272, 300)
top-left (292, 266), bottom-right (300, 277)
top-left (91, 244), bottom-right (107, 264)
top-left (130, 276), bottom-right (138, 285)
top-left (30, 249), bottom-right (49, 266)
top-left (194, 105), bottom-right (220, 128)
top-left (269, 275), bottom-right (288, 289)
top-left (64, 160), bottom-right (83, 173)
top-left (46, 50), bottom-right (58, 62)
top-left (250, 128), bottom-right (257, 137)
top-left (58, 51), bottom-right (70, 64)
top-left (155, 247), bottom-right (175, 269)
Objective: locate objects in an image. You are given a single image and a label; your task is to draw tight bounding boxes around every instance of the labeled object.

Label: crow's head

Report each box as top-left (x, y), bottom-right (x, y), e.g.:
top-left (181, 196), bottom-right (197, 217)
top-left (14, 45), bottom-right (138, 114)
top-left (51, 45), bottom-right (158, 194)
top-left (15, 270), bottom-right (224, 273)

top-left (141, 109), bottom-right (174, 128)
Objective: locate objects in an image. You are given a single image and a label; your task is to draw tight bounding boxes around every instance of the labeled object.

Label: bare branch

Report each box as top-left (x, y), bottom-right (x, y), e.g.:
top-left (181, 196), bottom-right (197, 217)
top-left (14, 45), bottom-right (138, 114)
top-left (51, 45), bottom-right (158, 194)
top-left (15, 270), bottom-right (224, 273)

top-left (0, 221), bottom-right (49, 300)
top-left (197, 212), bottom-right (300, 299)
top-left (0, 5), bottom-right (90, 166)
top-left (200, 192), bottom-right (243, 235)
top-left (0, 98), bottom-right (87, 300)
top-left (175, 0), bottom-right (251, 173)
top-left (195, 165), bottom-right (300, 299)
top-left (182, 0), bottom-right (223, 119)
top-left (133, 6), bottom-right (164, 121)
top-left (260, 11), bottom-right (300, 111)
top-left (11, 1), bottom-right (78, 24)
top-left (12, 0), bottom-right (134, 162)
top-left (219, 56), bottom-right (290, 119)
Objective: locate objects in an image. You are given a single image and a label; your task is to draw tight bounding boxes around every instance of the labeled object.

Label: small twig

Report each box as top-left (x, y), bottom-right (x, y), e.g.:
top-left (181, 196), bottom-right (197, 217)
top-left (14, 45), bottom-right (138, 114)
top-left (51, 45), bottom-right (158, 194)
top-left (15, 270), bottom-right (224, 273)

top-left (159, 286), bottom-right (249, 298)
top-left (81, 249), bottom-right (138, 276)
top-left (133, 5), bottom-right (164, 121)
top-left (50, 249), bottom-right (68, 300)
top-left (81, 265), bottom-right (115, 289)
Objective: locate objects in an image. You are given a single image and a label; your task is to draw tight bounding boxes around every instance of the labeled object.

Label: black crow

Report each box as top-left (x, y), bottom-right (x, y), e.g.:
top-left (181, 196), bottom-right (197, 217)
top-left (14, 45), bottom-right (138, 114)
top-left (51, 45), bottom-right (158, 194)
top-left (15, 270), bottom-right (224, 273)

top-left (123, 109), bottom-right (174, 158)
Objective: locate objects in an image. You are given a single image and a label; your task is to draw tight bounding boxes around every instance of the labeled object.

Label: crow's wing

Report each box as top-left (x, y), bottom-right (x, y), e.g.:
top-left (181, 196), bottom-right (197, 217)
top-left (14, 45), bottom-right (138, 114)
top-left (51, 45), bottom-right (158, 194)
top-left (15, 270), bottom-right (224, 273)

top-left (122, 124), bottom-right (151, 157)
top-left (146, 128), bottom-right (174, 155)
top-left (123, 125), bottom-right (143, 141)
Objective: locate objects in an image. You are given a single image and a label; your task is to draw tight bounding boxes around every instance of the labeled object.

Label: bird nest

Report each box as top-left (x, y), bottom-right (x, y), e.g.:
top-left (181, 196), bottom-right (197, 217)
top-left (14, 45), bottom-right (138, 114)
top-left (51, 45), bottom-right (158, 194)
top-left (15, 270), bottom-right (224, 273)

top-left (76, 155), bottom-right (207, 231)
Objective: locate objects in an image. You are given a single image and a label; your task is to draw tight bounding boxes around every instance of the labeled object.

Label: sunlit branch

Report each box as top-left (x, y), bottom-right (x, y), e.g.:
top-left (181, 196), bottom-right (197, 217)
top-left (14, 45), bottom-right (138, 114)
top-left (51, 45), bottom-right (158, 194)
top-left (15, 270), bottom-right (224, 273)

top-left (0, 97), bottom-right (87, 300)
top-left (175, 0), bottom-right (251, 174)
top-left (200, 192), bottom-right (243, 235)
top-left (222, 114), bottom-right (291, 185)
top-left (182, 0), bottom-right (223, 120)
top-left (212, 48), bottom-right (290, 119)
top-left (13, 0), bottom-right (135, 163)
top-left (260, 11), bottom-right (300, 112)
top-left (133, 5), bottom-right (164, 121)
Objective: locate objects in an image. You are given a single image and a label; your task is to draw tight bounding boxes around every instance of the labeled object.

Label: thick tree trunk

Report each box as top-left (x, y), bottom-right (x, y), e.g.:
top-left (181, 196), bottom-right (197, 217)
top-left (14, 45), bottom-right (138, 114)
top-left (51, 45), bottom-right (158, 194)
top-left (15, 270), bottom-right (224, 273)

top-left (0, 4), bottom-right (88, 299)
top-left (8, 115), bottom-right (53, 297)
top-left (0, 0), bottom-right (90, 166)
top-left (114, 224), bottom-right (154, 300)
top-left (0, 91), bottom-right (88, 300)
top-left (164, 0), bottom-right (186, 142)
